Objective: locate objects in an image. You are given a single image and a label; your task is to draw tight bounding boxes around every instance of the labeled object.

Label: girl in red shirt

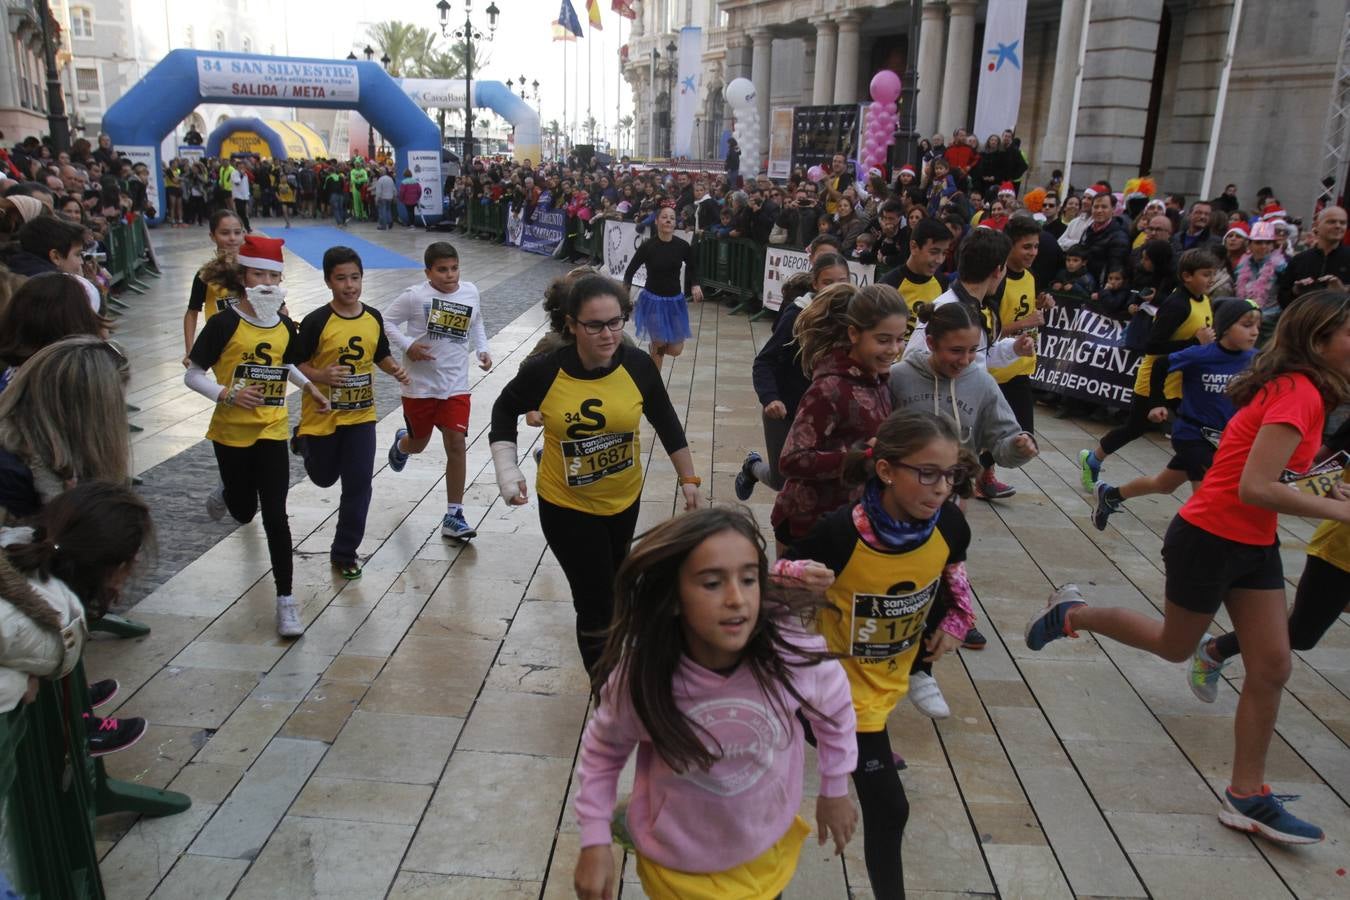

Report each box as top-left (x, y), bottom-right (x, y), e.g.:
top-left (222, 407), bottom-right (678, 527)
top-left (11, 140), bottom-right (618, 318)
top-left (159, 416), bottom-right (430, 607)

top-left (770, 284), bottom-right (908, 552)
top-left (1025, 290), bottom-right (1350, 846)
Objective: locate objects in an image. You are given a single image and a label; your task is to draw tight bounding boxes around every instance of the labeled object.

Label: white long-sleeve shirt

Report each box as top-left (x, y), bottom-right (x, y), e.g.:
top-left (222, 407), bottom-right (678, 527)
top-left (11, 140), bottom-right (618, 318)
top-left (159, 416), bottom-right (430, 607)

top-left (383, 280), bottom-right (489, 399)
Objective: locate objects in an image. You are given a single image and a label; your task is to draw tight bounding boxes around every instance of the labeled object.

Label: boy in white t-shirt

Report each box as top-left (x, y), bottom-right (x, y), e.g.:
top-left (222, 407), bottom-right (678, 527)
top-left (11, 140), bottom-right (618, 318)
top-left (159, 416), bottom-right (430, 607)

top-left (384, 242), bottom-right (491, 540)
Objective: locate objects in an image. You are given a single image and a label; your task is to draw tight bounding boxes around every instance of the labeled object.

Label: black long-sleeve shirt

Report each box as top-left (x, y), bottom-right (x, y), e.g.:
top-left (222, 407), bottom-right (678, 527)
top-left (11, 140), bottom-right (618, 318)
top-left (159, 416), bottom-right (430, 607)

top-left (1146, 287), bottom-right (1209, 401)
top-left (623, 235), bottom-right (698, 297)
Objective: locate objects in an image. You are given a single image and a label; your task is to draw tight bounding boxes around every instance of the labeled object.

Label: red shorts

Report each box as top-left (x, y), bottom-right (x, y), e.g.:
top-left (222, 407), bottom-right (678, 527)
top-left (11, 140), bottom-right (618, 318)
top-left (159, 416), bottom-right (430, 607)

top-left (402, 394), bottom-right (470, 438)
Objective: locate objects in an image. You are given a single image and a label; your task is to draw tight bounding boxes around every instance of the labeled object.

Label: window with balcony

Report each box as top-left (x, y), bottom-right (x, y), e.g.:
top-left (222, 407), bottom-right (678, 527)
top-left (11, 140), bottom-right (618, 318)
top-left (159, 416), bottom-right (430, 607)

top-left (242, 36), bottom-right (252, 53)
top-left (185, 25), bottom-right (194, 48)
top-left (76, 66), bottom-right (99, 93)
top-left (214, 30), bottom-right (225, 51)
top-left (70, 7), bottom-right (93, 39)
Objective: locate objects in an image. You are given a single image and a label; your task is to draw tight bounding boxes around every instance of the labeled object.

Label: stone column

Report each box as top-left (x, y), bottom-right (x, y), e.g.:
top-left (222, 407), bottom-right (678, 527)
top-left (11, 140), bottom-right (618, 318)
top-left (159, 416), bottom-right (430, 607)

top-left (938, 0), bottom-right (977, 136)
top-left (811, 18), bottom-right (837, 105)
top-left (833, 13), bottom-right (862, 105)
top-left (915, 0), bottom-right (947, 138)
top-left (751, 28), bottom-right (773, 154)
top-left (1038, 0), bottom-right (1088, 180)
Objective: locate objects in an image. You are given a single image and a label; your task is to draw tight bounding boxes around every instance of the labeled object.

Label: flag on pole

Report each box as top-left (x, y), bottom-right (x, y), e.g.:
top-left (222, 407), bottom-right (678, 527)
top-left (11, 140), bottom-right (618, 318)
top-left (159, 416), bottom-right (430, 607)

top-left (672, 26), bottom-right (702, 158)
top-left (973, 0), bottom-right (1027, 138)
top-left (612, 0), bottom-right (637, 19)
top-left (586, 0), bottom-right (603, 30)
top-left (553, 0), bottom-right (584, 41)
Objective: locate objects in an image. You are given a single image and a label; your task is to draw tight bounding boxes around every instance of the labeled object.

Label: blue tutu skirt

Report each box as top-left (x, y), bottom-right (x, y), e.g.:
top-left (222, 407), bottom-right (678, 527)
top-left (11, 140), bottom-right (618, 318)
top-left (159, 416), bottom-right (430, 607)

top-left (633, 289), bottom-right (692, 344)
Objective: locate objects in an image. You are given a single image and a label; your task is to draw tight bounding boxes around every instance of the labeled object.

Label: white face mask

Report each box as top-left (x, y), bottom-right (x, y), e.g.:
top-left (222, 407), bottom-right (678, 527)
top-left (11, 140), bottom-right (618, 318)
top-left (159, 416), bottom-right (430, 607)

top-left (245, 283), bottom-right (287, 320)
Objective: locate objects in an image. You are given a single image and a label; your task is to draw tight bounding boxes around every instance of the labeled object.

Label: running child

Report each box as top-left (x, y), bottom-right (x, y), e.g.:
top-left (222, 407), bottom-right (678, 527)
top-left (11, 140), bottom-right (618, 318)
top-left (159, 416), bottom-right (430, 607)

top-left (181, 209), bottom-right (245, 366)
top-left (184, 235), bottom-right (329, 638)
top-left (983, 215), bottom-right (1055, 497)
top-left (384, 242), bottom-right (491, 542)
top-left (573, 508), bottom-right (858, 900)
top-left (1079, 248), bottom-right (1219, 489)
top-left (737, 252), bottom-right (851, 500)
top-left (1093, 298), bottom-right (1259, 530)
top-left (771, 284), bottom-right (908, 550)
top-left (1191, 414), bottom-right (1350, 700)
top-left (785, 410), bottom-right (977, 899)
top-left (623, 204), bottom-right (703, 369)
top-left (290, 247), bottom-right (410, 580)
top-left (1026, 291), bottom-right (1350, 845)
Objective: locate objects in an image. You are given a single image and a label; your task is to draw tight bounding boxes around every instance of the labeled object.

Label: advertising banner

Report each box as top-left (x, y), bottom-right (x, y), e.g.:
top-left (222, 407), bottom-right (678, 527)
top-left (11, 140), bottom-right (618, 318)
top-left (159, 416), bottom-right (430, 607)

top-left (766, 107), bottom-right (794, 180)
top-left (196, 56), bottom-right (359, 104)
top-left (118, 146), bottom-right (161, 215)
top-left (1031, 297), bottom-right (1141, 409)
top-left (672, 27), bottom-right (702, 158)
top-left (602, 220), bottom-right (693, 287)
top-left (178, 146), bottom-right (206, 161)
top-left (761, 246), bottom-right (874, 311)
top-left (407, 150), bottom-right (443, 216)
top-left (521, 207), bottom-right (568, 256)
top-left (790, 105), bottom-right (861, 180)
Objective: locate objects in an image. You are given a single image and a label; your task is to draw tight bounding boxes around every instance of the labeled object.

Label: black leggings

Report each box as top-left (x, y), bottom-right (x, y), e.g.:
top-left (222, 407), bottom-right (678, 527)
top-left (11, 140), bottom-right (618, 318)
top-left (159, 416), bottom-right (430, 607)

top-left (1213, 555), bottom-right (1350, 660)
top-left (538, 497), bottom-right (640, 674)
top-left (853, 730), bottom-right (908, 899)
top-left (234, 200), bottom-right (252, 232)
top-left (213, 439), bottom-right (292, 595)
top-left (1099, 394), bottom-right (1177, 456)
top-left (301, 422), bottom-right (376, 566)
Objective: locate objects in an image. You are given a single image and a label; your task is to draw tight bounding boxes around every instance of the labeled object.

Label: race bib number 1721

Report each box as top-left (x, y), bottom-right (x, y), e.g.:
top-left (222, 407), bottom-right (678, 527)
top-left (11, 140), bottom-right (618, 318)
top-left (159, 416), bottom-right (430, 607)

top-left (426, 298), bottom-right (472, 342)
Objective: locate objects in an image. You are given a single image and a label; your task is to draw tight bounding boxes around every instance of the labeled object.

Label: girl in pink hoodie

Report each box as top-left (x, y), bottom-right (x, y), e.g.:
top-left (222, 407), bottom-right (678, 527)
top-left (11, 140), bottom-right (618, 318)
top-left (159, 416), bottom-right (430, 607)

top-left (573, 508), bottom-right (858, 900)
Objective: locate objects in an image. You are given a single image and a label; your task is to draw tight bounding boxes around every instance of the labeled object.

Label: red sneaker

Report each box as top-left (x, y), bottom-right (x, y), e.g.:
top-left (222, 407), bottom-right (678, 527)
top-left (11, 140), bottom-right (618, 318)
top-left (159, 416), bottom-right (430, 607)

top-left (976, 468), bottom-right (1017, 500)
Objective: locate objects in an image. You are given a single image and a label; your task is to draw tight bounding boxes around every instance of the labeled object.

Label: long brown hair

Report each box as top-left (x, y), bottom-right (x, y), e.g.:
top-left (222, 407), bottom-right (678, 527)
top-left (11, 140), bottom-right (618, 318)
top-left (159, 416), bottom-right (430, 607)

top-left (5, 481), bottom-right (153, 618)
top-left (199, 210), bottom-right (245, 295)
top-left (0, 272), bottom-right (111, 367)
top-left (793, 282), bottom-right (908, 375)
top-left (592, 507), bottom-right (837, 774)
top-left (0, 336), bottom-right (131, 487)
top-left (1228, 290), bottom-right (1350, 408)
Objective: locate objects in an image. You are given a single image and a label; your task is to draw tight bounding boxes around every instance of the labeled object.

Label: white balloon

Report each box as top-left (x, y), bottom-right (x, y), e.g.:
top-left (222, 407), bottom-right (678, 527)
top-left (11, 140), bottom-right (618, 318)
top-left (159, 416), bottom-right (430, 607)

top-left (724, 77), bottom-right (757, 111)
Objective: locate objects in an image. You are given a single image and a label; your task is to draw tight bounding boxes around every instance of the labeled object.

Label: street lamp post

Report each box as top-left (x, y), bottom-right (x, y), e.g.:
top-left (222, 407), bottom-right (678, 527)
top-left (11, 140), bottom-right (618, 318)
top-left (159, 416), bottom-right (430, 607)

top-left (363, 45), bottom-right (377, 160)
top-left (896, 0), bottom-right (924, 167)
top-left (35, 0), bottom-right (69, 152)
top-left (439, 0), bottom-right (499, 174)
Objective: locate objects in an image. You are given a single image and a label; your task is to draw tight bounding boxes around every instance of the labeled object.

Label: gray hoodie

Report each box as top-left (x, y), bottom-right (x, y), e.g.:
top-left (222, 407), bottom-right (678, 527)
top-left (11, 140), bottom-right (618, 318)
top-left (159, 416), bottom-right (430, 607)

top-left (888, 350), bottom-right (1036, 468)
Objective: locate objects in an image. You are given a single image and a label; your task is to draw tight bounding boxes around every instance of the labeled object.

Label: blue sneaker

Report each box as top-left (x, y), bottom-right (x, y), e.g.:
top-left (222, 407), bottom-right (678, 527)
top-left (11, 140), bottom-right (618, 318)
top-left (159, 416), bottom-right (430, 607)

top-left (735, 451), bottom-right (762, 501)
top-left (1219, 786), bottom-right (1324, 844)
top-left (388, 428), bottom-right (409, 472)
top-left (1024, 584), bottom-right (1086, 651)
top-left (1079, 449), bottom-right (1101, 491)
top-left (441, 510), bottom-right (477, 541)
top-left (1092, 481), bottom-right (1123, 532)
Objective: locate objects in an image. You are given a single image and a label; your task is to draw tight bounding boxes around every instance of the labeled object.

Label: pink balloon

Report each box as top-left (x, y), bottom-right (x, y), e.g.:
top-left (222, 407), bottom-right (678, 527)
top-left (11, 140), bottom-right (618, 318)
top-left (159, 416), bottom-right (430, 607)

top-left (870, 69), bottom-right (902, 105)
top-left (807, 165), bottom-right (825, 183)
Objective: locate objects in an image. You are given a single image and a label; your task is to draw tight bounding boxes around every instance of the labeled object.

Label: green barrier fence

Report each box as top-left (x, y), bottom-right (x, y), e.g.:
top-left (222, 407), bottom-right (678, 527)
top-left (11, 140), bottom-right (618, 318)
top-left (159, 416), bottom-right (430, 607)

top-left (465, 201), bottom-right (508, 242)
top-left (693, 237), bottom-right (767, 316)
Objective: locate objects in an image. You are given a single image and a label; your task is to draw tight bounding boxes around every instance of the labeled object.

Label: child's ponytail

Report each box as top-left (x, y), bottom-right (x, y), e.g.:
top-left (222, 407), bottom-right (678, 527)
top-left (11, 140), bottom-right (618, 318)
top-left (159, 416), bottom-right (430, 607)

top-left (793, 283), bottom-right (909, 375)
top-left (922, 301), bottom-right (983, 343)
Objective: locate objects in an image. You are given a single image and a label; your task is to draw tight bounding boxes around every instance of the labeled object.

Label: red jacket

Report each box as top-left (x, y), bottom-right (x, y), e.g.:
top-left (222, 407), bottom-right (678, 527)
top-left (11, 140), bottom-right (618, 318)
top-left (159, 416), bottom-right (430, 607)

top-left (771, 347), bottom-right (893, 543)
top-left (944, 144), bottom-right (977, 176)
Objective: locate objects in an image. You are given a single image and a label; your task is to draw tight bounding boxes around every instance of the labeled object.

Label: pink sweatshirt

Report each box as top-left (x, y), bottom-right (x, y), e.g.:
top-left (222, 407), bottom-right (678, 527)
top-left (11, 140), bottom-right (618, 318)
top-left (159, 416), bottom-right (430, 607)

top-left (574, 630), bottom-right (858, 873)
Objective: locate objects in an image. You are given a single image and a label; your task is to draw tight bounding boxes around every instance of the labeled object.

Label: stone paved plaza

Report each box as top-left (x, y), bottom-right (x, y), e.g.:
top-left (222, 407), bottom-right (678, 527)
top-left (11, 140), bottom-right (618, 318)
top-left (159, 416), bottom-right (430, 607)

top-left (87, 219), bottom-right (1348, 899)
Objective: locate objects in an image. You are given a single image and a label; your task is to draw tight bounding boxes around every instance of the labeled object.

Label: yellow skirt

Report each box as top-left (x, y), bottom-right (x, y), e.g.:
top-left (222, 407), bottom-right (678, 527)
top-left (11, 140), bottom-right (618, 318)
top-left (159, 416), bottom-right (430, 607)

top-left (634, 816), bottom-right (811, 900)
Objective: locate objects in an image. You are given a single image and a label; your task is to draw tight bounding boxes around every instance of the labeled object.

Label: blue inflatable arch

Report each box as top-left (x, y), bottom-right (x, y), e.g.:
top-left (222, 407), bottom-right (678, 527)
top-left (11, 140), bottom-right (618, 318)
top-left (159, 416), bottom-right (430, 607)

top-left (205, 117), bottom-right (289, 160)
top-left (103, 49), bottom-right (443, 223)
top-left (396, 78), bottom-right (540, 164)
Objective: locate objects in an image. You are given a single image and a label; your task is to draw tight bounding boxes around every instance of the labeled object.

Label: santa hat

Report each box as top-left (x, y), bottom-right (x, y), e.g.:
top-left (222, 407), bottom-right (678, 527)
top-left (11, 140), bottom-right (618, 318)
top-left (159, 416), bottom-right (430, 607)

top-left (1260, 202), bottom-right (1287, 222)
top-left (237, 235), bottom-right (285, 272)
top-left (998, 182), bottom-right (1015, 196)
top-left (899, 164), bottom-right (916, 177)
top-left (1082, 183), bottom-right (1108, 199)
top-left (1225, 220), bottom-right (1250, 239)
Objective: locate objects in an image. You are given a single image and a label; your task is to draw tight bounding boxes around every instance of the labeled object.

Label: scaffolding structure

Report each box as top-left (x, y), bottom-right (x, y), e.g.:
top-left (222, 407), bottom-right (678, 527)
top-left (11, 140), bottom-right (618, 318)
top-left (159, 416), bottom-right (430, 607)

top-left (1317, 10), bottom-right (1350, 211)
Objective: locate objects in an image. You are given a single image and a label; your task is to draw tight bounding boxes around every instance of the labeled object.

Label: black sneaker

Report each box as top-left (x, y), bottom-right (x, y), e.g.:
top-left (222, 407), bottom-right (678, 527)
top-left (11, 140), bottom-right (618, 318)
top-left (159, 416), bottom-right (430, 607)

top-left (88, 679), bottom-right (119, 709)
top-left (962, 626), bottom-right (988, 650)
top-left (735, 451), bottom-right (762, 501)
top-left (84, 713), bottom-right (147, 756)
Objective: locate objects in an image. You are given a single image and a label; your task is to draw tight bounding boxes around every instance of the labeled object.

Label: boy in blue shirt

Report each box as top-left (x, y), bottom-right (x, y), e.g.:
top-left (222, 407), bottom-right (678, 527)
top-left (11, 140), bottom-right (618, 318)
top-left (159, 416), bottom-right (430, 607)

top-left (1092, 297), bottom-right (1260, 530)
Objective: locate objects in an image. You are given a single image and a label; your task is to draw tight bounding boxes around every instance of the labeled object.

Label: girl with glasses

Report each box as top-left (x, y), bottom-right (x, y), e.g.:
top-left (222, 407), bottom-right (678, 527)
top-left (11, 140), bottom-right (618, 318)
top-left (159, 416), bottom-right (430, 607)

top-left (783, 410), bottom-right (978, 900)
top-left (489, 274), bottom-right (703, 675)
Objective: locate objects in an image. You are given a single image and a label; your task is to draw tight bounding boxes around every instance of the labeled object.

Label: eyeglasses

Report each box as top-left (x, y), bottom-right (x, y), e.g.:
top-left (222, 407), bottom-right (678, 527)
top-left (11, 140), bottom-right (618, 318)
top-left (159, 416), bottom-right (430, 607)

top-left (575, 315), bottom-right (628, 335)
top-left (891, 461), bottom-right (970, 486)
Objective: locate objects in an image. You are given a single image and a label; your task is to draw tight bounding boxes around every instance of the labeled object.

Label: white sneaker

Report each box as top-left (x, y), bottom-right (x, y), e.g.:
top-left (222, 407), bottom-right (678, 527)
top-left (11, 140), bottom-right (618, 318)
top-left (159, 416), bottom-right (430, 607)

top-left (205, 483), bottom-right (228, 521)
top-left (275, 595), bottom-right (304, 638)
top-left (909, 671), bottom-right (950, 719)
